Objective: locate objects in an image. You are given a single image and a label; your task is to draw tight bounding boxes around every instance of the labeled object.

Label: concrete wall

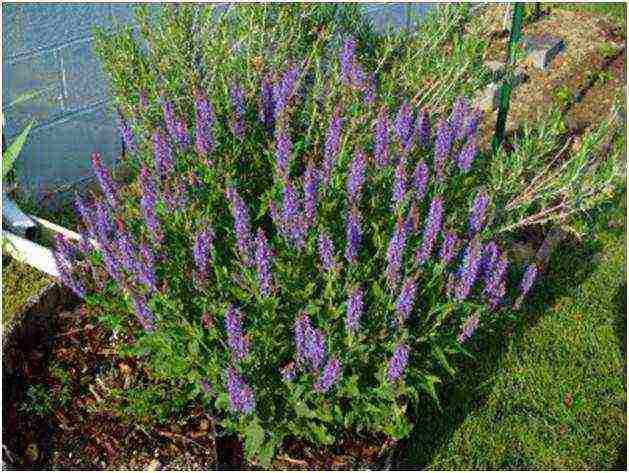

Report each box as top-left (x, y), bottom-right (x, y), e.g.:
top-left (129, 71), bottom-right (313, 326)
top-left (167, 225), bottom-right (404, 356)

top-left (2, 3), bottom-right (434, 198)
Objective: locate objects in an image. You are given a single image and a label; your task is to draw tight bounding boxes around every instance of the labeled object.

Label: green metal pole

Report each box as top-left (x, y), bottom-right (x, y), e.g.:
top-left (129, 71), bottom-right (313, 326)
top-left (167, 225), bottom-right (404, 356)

top-left (491, 3), bottom-right (525, 154)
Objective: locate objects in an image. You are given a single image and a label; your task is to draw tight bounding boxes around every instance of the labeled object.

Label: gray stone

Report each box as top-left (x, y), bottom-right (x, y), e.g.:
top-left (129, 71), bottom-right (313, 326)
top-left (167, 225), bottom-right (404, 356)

top-left (484, 61), bottom-right (527, 86)
top-left (475, 82), bottom-right (501, 112)
top-left (521, 35), bottom-right (564, 70)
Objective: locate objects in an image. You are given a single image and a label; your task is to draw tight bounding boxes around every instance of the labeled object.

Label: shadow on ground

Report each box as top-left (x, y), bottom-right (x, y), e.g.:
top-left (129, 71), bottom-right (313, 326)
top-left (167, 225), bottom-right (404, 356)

top-left (395, 191), bottom-right (626, 470)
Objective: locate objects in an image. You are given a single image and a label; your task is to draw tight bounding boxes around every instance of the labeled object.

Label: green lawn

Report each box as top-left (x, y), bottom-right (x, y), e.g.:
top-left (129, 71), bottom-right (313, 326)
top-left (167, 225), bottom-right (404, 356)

top-left (405, 187), bottom-right (626, 470)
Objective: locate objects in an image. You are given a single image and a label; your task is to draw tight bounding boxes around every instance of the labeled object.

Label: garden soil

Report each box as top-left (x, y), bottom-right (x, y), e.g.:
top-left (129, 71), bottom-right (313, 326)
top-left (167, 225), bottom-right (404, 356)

top-left (2, 5), bottom-right (626, 470)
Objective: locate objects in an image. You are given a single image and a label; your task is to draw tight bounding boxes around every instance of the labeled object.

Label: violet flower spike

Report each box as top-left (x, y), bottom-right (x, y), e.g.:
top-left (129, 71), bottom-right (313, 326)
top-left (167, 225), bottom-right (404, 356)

top-left (323, 108), bottom-right (342, 186)
top-left (347, 149), bottom-right (366, 203)
top-left (174, 119), bottom-right (190, 150)
top-left (457, 313), bottom-right (480, 344)
top-left (274, 65), bottom-right (300, 120)
top-left (132, 294), bottom-right (156, 332)
top-left (387, 344), bottom-right (409, 382)
top-left (340, 38), bottom-right (357, 86)
top-left (483, 254), bottom-right (509, 301)
top-left (416, 107), bottom-right (431, 148)
top-left (318, 231), bottom-right (337, 272)
top-left (227, 368), bottom-right (255, 414)
top-left (255, 228), bottom-right (273, 297)
top-left (294, 314), bottom-right (326, 370)
top-left (386, 216), bottom-right (407, 287)
top-left (139, 165), bottom-right (163, 246)
top-left (225, 305), bottom-right (250, 361)
top-left (281, 181), bottom-right (305, 249)
top-left (137, 243), bottom-right (157, 292)
top-left (455, 237), bottom-right (483, 302)
top-left (457, 137), bottom-right (477, 173)
top-left (314, 357), bottom-right (342, 393)
top-left (417, 195), bottom-right (444, 264)
top-left (91, 152), bottom-right (119, 210)
top-left (395, 102), bottom-right (414, 154)
top-left (392, 156), bottom-right (407, 211)
top-left (439, 231), bottom-right (459, 267)
top-left (345, 286), bottom-right (364, 336)
top-left (303, 160), bottom-right (319, 223)
top-left (53, 234), bottom-right (86, 299)
top-left (465, 108), bottom-right (484, 139)
top-left (469, 190), bottom-right (490, 234)
top-left (275, 128), bottom-right (293, 179)
top-left (230, 83), bottom-right (246, 139)
top-left (118, 113), bottom-right (136, 155)
top-left (450, 97), bottom-right (470, 141)
top-left (395, 277), bottom-right (417, 323)
top-left (433, 119), bottom-right (453, 181)
top-left (412, 160), bottom-right (430, 202)
top-left (519, 264), bottom-right (538, 299)
top-left (193, 227), bottom-right (214, 286)
top-left (226, 187), bottom-right (253, 266)
top-left (344, 206), bottom-right (362, 264)
top-left (162, 99), bottom-right (177, 139)
top-left (260, 76), bottom-right (275, 133)
top-left (374, 105), bottom-right (390, 168)
top-left (194, 89), bottom-right (215, 158)
top-left (153, 129), bottom-right (174, 177)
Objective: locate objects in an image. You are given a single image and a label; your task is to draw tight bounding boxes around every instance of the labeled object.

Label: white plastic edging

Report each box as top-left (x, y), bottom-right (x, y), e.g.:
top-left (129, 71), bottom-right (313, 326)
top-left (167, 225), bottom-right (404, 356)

top-left (2, 230), bottom-right (60, 278)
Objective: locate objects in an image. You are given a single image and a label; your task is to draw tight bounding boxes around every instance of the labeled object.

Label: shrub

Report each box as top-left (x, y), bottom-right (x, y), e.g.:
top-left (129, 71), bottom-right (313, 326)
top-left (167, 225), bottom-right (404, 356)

top-left (54, 4), bottom-right (620, 466)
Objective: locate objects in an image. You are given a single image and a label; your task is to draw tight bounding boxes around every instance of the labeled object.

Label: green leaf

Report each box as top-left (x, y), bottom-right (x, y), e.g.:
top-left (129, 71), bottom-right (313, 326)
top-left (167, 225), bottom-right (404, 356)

top-left (432, 345), bottom-right (456, 376)
top-left (308, 422), bottom-right (334, 445)
top-left (8, 90), bottom-right (43, 108)
top-left (244, 418), bottom-right (265, 460)
top-left (215, 392), bottom-right (229, 411)
top-left (3, 120), bottom-right (34, 179)
top-left (420, 375), bottom-right (442, 412)
top-left (294, 400), bottom-right (317, 419)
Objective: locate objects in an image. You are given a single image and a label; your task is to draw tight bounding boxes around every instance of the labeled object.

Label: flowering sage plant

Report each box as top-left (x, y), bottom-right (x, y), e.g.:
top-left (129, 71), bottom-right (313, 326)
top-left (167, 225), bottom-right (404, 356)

top-left (61, 12), bottom-right (545, 464)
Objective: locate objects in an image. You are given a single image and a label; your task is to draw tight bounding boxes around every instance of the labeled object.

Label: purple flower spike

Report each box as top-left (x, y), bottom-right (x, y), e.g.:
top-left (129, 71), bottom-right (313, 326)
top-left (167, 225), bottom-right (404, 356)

top-left (455, 237), bottom-right (483, 302)
top-left (457, 313), bottom-right (480, 344)
top-left (374, 106), bottom-right (390, 168)
top-left (132, 293), bottom-right (156, 332)
top-left (469, 190), bottom-right (490, 234)
top-left (260, 76), bottom-right (275, 133)
top-left (226, 187), bottom-right (253, 266)
top-left (193, 227), bottom-right (214, 287)
top-left (74, 195), bottom-right (97, 243)
top-left (225, 305), bottom-right (250, 361)
top-left (519, 264), bottom-right (538, 299)
top-left (450, 97), bottom-right (470, 141)
top-left (345, 286), bottom-right (364, 336)
top-left (281, 362), bottom-right (297, 382)
top-left (280, 181), bottom-right (306, 249)
top-left (138, 243), bottom-right (157, 292)
top-left (387, 344), bottom-right (409, 382)
top-left (275, 127), bottom-right (293, 179)
top-left (230, 83), bottom-right (246, 139)
top-left (386, 216), bottom-right (408, 287)
top-left (323, 108), bottom-right (342, 186)
top-left (483, 254), bottom-right (509, 304)
top-left (53, 234), bottom-right (86, 299)
top-left (412, 160), bottom-right (430, 202)
top-left (416, 107), bottom-right (431, 148)
top-left (434, 119), bottom-right (453, 181)
top-left (457, 137), bottom-right (477, 173)
top-left (439, 231), bottom-right (459, 267)
top-left (139, 165), bottom-right (163, 246)
top-left (396, 277), bottom-right (417, 323)
top-left (395, 102), bottom-right (414, 154)
top-left (314, 357), bottom-right (342, 393)
top-left (174, 119), bottom-right (190, 150)
top-left (303, 160), bottom-right (319, 223)
top-left (227, 368), bottom-right (255, 414)
top-left (465, 108), bottom-right (484, 139)
top-left (153, 129), bottom-right (175, 177)
top-left (162, 99), bottom-right (177, 139)
top-left (345, 206), bottom-right (362, 264)
top-left (347, 150), bottom-right (366, 203)
top-left (118, 113), bottom-right (136, 155)
top-left (255, 228), bottom-right (273, 297)
top-left (294, 314), bottom-right (326, 370)
top-left (392, 157), bottom-right (407, 211)
top-left (274, 65), bottom-right (301, 120)
top-left (195, 89), bottom-right (215, 158)
top-left (91, 153), bottom-right (119, 210)
top-left (417, 195), bottom-right (444, 264)
top-left (340, 38), bottom-right (358, 86)
top-left (318, 231), bottom-right (337, 272)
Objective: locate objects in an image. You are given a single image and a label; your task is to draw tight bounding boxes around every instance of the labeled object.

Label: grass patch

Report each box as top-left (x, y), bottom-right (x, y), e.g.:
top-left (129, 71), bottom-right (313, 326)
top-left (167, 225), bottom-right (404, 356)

top-left (552, 2), bottom-right (626, 33)
top-left (404, 186), bottom-right (626, 470)
top-left (2, 258), bottom-right (52, 332)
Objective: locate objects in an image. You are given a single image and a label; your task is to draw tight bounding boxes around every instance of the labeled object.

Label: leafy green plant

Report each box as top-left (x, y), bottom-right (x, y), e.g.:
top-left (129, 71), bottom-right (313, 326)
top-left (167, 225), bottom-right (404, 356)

top-left (50, 4), bottom-right (620, 467)
top-left (2, 91), bottom-right (40, 183)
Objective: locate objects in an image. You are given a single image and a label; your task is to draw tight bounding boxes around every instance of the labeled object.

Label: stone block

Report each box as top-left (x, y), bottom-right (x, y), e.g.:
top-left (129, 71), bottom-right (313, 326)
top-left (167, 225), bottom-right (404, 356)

top-left (484, 60), bottom-right (527, 86)
top-left (475, 83), bottom-right (501, 112)
top-left (521, 35), bottom-right (564, 70)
